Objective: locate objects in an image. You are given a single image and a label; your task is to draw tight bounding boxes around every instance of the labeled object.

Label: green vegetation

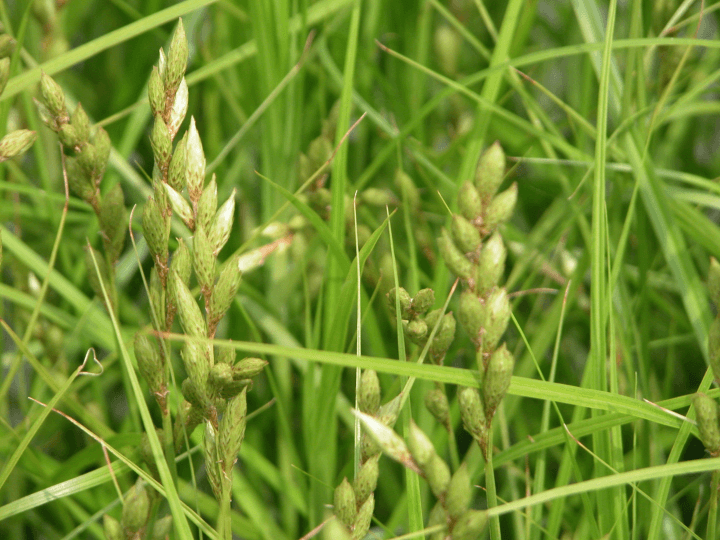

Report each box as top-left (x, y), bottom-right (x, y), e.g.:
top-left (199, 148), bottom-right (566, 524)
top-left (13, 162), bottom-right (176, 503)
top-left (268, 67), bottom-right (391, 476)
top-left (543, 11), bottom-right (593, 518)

top-left (2, 1), bottom-right (720, 539)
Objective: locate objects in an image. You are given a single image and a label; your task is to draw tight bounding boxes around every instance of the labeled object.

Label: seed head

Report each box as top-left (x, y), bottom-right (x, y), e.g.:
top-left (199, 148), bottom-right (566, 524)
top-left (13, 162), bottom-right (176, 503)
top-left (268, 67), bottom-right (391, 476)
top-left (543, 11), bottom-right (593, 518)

top-left (475, 142), bottom-right (505, 200)
top-left (484, 182), bottom-right (518, 231)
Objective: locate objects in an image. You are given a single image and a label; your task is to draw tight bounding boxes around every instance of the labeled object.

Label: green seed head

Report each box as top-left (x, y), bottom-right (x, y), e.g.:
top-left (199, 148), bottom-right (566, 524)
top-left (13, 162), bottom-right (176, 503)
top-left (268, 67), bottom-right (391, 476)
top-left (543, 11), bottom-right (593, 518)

top-left (404, 318), bottom-right (428, 344)
top-left (334, 477), bottom-right (357, 527)
top-left (475, 232), bottom-right (506, 294)
top-left (93, 127), bottom-right (112, 171)
top-left (186, 117), bottom-right (206, 204)
top-left (360, 431), bottom-right (381, 463)
top-left (167, 78), bottom-right (188, 140)
top-left (475, 142), bottom-right (505, 200)
top-left (429, 313), bottom-right (456, 361)
top-left (142, 196), bottom-right (169, 265)
top-left (357, 411), bottom-right (411, 466)
top-left (165, 183), bottom-right (194, 229)
top-left (99, 183), bottom-right (127, 263)
top-left (458, 386), bottom-right (486, 439)
top-left (168, 131), bottom-right (187, 191)
top-left (424, 388), bottom-right (450, 428)
top-left (483, 343), bottom-right (514, 419)
top-left (438, 227), bottom-right (473, 280)
top-left (170, 238), bottom-right (192, 285)
top-left (425, 453), bottom-right (451, 499)
top-left (150, 116), bottom-right (172, 170)
top-left (208, 189), bottom-right (237, 255)
top-left (354, 454), bottom-right (380, 504)
top-left (134, 332), bottom-right (165, 395)
top-left (209, 254), bottom-right (242, 325)
top-left (483, 287), bottom-right (511, 352)
top-left (693, 393), bottom-right (720, 455)
top-left (445, 463), bottom-right (472, 519)
top-left (164, 19), bottom-right (188, 95)
top-left (411, 288), bottom-right (435, 316)
top-left (232, 357), bottom-right (268, 380)
top-left (388, 287), bottom-right (413, 319)
top-left (71, 103), bottom-right (90, 141)
top-left (0, 130), bottom-right (37, 163)
top-left (219, 389), bottom-right (247, 476)
top-left (407, 421), bottom-right (435, 468)
top-left (121, 481), bottom-right (150, 534)
top-left (39, 72), bottom-right (67, 122)
top-left (209, 362), bottom-right (234, 395)
top-left (458, 180), bottom-right (484, 221)
top-left (148, 66), bottom-right (165, 117)
top-left (484, 182), bottom-right (518, 231)
top-left (358, 369), bottom-right (381, 415)
top-left (181, 375), bottom-right (210, 411)
top-left (192, 226), bottom-right (216, 293)
top-left (149, 267), bottom-right (165, 329)
top-left (172, 270), bottom-right (207, 339)
top-left (451, 214), bottom-right (482, 254)
top-left (203, 421), bottom-right (221, 499)
top-left (58, 122), bottom-right (80, 149)
top-left (351, 493), bottom-right (374, 540)
top-left (458, 290), bottom-right (485, 346)
top-left (197, 176), bottom-right (218, 232)
top-left (377, 394), bottom-right (402, 427)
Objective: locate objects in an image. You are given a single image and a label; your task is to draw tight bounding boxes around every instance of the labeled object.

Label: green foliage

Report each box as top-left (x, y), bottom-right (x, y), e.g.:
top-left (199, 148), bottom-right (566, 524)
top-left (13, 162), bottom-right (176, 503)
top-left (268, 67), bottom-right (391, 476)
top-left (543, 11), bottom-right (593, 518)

top-left (3, 2), bottom-right (720, 540)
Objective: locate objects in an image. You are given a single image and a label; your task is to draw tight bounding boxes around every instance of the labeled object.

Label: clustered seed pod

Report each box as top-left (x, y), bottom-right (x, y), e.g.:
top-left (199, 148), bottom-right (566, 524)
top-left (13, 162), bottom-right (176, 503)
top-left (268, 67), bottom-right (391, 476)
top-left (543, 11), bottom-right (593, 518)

top-left (435, 144), bottom-right (517, 455)
top-left (35, 70), bottom-right (124, 317)
top-left (332, 371), bottom-right (387, 539)
top-left (122, 19), bottom-right (270, 514)
top-left (404, 422), bottom-right (488, 539)
top-left (388, 286), bottom-right (456, 364)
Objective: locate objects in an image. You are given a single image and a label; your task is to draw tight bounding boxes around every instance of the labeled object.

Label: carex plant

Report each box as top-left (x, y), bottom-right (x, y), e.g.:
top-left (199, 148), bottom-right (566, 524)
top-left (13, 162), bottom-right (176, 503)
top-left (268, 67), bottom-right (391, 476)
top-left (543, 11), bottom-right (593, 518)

top-left (356, 143), bottom-right (517, 539)
top-left (100, 19), bottom-right (266, 540)
top-left (443, 142), bottom-right (517, 458)
top-left (35, 71), bottom-right (122, 316)
top-left (353, 410), bottom-right (488, 540)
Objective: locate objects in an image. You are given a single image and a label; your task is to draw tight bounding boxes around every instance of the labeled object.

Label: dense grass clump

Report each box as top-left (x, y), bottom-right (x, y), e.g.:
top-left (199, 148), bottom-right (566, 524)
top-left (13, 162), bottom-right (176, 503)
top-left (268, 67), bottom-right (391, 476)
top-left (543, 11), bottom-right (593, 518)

top-left (2, 1), bottom-right (720, 539)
